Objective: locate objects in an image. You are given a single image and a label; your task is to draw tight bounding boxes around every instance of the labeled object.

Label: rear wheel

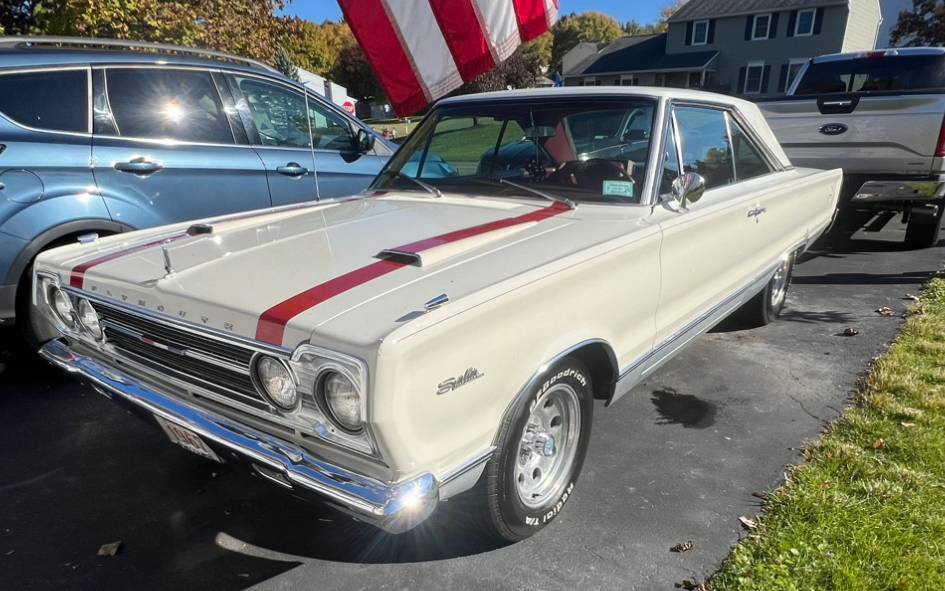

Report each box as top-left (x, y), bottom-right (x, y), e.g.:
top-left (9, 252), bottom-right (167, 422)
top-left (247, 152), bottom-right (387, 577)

top-left (905, 205), bottom-right (943, 249)
top-left (738, 255), bottom-right (794, 327)
top-left (476, 359), bottom-right (593, 542)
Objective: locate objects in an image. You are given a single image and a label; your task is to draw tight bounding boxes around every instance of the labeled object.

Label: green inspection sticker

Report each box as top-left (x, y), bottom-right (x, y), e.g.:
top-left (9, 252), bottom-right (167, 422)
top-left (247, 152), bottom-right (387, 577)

top-left (602, 180), bottom-right (635, 198)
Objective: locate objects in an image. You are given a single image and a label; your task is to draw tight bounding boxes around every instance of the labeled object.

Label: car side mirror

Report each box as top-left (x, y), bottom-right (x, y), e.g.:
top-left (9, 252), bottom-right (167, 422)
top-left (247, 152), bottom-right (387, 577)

top-left (671, 172), bottom-right (705, 208)
top-left (356, 128), bottom-right (375, 153)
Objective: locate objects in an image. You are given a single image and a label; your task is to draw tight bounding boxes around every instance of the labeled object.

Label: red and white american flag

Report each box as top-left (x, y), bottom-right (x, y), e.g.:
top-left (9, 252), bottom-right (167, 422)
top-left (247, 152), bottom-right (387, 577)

top-left (338, 0), bottom-right (559, 116)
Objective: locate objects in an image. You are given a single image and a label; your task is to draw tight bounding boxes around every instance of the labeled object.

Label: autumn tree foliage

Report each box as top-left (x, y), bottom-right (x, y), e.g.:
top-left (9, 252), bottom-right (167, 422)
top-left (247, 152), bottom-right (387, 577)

top-left (551, 12), bottom-right (624, 70)
top-left (891, 0), bottom-right (945, 47)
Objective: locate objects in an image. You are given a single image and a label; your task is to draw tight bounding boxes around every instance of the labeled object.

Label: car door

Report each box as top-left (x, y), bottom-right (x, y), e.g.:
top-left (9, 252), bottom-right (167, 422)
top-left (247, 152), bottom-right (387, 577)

top-left (651, 104), bottom-right (768, 343)
top-left (307, 95), bottom-right (389, 199)
top-left (91, 67), bottom-right (271, 227)
top-left (225, 74), bottom-right (319, 207)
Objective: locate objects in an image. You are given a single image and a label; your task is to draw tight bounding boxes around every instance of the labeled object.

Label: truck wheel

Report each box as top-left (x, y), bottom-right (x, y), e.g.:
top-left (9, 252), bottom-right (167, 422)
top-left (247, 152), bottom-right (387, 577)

top-left (477, 358), bottom-right (593, 542)
top-left (905, 206), bottom-right (943, 249)
top-left (739, 255), bottom-right (794, 327)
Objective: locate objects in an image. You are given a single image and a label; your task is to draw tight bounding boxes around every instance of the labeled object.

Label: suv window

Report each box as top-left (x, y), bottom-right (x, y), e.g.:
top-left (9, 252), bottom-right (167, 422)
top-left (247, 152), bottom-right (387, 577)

top-left (309, 99), bottom-right (357, 151)
top-left (234, 76), bottom-right (311, 148)
top-left (729, 119), bottom-right (772, 181)
top-left (0, 69), bottom-right (88, 133)
top-left (105, 68), bottom-right (233, 144)
top-left (674, 106), bottom-right (734, 190)
top-left (794, 55), bottom-right (945, 95)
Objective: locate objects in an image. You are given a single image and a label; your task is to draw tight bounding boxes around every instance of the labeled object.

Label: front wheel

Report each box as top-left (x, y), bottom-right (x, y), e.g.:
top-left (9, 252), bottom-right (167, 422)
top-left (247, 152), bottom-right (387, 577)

top-left (477, 359), bottom-right (593, 542)
top-left (738, 255), bottom-right (794, 327)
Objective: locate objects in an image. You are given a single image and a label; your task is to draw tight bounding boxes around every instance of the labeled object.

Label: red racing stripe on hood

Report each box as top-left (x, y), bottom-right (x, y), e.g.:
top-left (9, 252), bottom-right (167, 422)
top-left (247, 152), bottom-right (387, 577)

top-left (255, 201), bottom-right (571, 346)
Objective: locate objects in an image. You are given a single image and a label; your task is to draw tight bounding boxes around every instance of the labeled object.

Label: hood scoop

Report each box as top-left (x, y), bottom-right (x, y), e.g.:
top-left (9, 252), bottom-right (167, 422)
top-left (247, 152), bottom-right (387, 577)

top-left (375, 222), bottom-right (542, 268)
top-left (377, 249), bottom-right (423, 267)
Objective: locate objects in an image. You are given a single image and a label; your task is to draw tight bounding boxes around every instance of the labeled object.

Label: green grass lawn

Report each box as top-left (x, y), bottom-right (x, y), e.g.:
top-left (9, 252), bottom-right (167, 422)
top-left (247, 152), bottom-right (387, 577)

top-left (711, 273), bottom-right (945, 590)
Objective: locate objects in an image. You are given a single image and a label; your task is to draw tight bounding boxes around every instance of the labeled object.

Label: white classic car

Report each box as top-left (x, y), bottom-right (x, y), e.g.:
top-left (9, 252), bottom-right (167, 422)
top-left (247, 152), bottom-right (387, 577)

top-left (35, 88), bottom-right (841, 540)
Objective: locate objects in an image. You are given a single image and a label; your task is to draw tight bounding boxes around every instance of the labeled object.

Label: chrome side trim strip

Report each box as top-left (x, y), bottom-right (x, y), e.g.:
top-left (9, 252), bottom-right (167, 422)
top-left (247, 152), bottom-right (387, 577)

top-left (437, 447), bottom-right (496, 500)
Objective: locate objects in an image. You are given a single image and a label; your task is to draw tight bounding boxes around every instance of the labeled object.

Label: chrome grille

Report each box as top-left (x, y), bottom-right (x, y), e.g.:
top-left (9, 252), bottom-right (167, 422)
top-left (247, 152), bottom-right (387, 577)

top-left (90, 300), bottom-right (268, 409)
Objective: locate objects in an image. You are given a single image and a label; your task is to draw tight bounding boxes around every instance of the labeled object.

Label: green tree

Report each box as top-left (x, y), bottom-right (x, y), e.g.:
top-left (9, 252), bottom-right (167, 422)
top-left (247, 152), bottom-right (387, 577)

top-left (30, 0), bottom-right (288, 64)
top-left (1, 0), bottom-right (39, 34)
top-left (458, 44), bottom-right (543, 94)
top-left (331, 38), bottom-right (384, 101)
top-left (891, 0), bottom-right (945, 46)
top-left (551, 12), bottom-right (624, 71)
top-left (624, 20), bottom-right (662, 36)
top-left (282, 18), bottom-right (352, 76)
top-left (521, 31), bottom-right (553, 72)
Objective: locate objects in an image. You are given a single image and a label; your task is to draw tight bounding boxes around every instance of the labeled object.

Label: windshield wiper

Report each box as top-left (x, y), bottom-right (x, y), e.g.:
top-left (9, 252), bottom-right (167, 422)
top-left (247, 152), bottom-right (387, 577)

top-left (497, 178), bottom-right (575, 209)
top-left (378, 170), bottom-right (442, 198)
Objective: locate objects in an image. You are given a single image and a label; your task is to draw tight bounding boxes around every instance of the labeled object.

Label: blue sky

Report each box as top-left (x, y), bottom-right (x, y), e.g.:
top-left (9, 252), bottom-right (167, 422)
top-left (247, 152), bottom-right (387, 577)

top-left (283, 1), bottom-right (664, 26)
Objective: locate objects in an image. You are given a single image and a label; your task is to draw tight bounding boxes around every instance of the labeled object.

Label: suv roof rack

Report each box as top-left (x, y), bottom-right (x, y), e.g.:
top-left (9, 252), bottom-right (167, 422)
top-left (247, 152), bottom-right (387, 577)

top-left (0, 35), bottom-right (278, 73)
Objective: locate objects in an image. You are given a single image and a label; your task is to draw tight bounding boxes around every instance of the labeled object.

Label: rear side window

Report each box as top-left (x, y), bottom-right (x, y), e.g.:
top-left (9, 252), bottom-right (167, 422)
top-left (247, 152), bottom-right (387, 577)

top-left (794, 55), bottom-right (945, 95)
top-left (729, 119), bottom-right (772, 181)
top-left (0, 69), bottom-right (88, 133)
top-left (105, 69), bottom-right (234, 144)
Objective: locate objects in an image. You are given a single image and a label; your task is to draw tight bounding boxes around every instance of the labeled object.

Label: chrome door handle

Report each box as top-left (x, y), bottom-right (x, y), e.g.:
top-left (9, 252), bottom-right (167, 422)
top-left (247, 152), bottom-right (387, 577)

top-left (115, 157), bottom-right (163, 175)
top-left (747, 207), bottom-right (767, 218)
top-left (276, 162), bottom-right (308, 177)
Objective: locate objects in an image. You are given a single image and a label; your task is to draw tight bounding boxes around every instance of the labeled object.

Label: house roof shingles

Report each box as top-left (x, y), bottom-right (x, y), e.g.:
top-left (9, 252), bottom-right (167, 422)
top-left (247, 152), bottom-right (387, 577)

top-left (571, 34), bottom-right (718, 76)
top-left (667, 0), bottom-right (847, 22)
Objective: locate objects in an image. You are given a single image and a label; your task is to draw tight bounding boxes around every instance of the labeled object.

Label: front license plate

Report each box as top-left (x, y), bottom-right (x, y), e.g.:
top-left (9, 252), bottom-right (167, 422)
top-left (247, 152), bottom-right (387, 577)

top-left (155, 416), bottom-right (222, 463)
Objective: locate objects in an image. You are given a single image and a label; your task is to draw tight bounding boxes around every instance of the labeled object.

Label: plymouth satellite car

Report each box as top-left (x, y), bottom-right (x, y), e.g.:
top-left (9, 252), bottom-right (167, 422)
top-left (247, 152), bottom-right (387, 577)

top-left (35, 88), bottom-right (841, 540)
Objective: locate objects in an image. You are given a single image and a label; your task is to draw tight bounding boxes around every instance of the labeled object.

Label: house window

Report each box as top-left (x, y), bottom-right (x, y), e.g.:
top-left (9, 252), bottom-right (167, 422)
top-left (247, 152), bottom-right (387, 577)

top-left (787, 58), bottom-right (807, 90)
top-left (692, 20), bottom-right (709, 45)
top-left (744, 62), bottom-right (765, 94)
top-left (620, 75), bottom-right (637, 86)
top-left (795, 8), bottom-right (816, 36)
top-left (752, 14), bottom-right (772, 40)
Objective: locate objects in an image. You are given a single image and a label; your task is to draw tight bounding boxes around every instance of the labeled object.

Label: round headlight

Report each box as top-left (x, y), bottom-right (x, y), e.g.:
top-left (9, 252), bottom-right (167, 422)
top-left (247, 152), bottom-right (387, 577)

top-left (50, 287), bottom-right (75, 328)
top-left (77, 299), bottom-right (103, 339)
top-left (319, 370), bottom-right (362, 432)
top-left (254, 356), bottom-right (298, 410)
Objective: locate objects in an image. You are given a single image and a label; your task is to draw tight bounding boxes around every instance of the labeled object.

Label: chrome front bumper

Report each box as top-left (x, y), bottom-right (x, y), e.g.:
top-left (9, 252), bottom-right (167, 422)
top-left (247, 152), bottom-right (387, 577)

top-left (40, 338), bottom-right (438, 534)
top-left (852, 178), bottom-right (945, 204)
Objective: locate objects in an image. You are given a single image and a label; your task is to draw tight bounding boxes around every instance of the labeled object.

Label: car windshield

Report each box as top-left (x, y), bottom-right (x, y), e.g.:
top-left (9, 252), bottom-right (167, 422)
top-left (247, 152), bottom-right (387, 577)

top-left (371, 98), bottom-right (657, 204)
top-left (794, 54), bottom-right (945, 95)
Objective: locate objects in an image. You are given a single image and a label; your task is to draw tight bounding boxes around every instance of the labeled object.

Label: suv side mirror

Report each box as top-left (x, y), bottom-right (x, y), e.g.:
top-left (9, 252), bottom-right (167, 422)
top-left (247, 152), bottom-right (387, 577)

top-left (671, 172), bottom-right (705, 208)
top-left (356, 128), bottom-right (376, 153)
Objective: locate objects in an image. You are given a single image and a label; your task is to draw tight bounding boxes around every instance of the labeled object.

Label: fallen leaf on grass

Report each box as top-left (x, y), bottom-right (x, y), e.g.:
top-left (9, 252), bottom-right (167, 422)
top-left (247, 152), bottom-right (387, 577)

top-left (876, 306), bottom-right (894, 316)
top-left (751, 491), bottom-right (768, 501)
top-left (901, 422), bottom-right (916, 428)
top-left (96, 541), bottom-right (121, 557)
top-left (738, 516), bottom-right (757, 530)
top-left (675, 580), bottom-right (707, 591)
top-left (904, 293), bottom-right (920, 301)
top-left (842, 327), bottom-right (859, 337)
top-left (817, 481), bottom-right (832, 490)
top-left (873, 439), bottom-right (886, 450)
top-left (671, 540), bottom-right (694, 553)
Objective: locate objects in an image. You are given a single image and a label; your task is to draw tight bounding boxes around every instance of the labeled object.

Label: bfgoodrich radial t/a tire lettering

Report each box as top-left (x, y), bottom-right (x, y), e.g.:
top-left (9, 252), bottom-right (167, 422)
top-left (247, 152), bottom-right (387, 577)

top-left (477, 358), bottom-right (594, 542)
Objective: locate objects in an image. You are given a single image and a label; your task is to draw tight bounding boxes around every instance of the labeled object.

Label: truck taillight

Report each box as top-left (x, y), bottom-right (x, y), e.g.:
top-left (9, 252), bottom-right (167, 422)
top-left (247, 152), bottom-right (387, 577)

top-left (937, 115), bottom-right (945, 158)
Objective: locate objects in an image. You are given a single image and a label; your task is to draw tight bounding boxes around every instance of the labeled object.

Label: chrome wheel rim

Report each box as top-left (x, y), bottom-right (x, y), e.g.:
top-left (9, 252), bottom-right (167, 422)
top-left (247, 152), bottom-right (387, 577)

top-left (770, 257), bottom-right (790, 308)
top-left (515, 384), bottom-right (581, 509)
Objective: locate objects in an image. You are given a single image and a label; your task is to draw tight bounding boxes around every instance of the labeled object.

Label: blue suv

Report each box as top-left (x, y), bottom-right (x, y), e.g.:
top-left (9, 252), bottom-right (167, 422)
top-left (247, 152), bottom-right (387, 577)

top-left (0, 37), bottom-right (393, 343)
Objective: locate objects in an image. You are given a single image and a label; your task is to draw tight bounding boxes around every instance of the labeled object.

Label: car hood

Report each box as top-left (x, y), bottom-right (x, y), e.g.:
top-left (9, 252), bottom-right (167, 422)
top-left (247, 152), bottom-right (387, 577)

top-left (39, 193), bottom-right (650, 350)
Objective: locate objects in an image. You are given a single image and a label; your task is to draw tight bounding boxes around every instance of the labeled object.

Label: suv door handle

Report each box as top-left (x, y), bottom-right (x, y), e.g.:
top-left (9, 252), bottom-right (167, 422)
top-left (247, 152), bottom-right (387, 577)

top-left (276, 162), bottom-right (308, 177)
top-left (747, 207), bottom-right (767, 218)
top-left (115, 157), bottom-right (163, 175)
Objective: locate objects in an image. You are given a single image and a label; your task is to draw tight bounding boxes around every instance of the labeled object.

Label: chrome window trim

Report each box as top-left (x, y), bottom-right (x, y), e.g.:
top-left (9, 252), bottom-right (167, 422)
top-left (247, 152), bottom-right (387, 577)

top-left (0, 65), bottom-right (93, 137)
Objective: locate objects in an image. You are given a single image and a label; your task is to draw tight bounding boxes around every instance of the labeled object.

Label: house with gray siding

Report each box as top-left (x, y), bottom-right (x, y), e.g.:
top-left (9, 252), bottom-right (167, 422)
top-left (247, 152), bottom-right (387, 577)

top-left (564, 0), bottom-right (882, 97)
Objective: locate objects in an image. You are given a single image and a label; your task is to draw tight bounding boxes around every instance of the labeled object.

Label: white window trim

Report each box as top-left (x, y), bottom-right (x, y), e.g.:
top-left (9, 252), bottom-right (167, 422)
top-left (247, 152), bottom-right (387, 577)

top-left (751, 13), bottom-right (772, 40)
top-left (794, 8), bottom-right (816, 37)
top-left (786, 57), bottom-right (807, 89)
top-left (744, 61), bottom-right (765, 94)
top-left (692, 19), bottom-right (709, 45)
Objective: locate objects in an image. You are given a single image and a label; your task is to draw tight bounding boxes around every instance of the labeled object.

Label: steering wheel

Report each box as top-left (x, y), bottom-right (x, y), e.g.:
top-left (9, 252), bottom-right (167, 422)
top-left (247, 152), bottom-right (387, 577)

top-left (549, 159), bottom-right (631, 189)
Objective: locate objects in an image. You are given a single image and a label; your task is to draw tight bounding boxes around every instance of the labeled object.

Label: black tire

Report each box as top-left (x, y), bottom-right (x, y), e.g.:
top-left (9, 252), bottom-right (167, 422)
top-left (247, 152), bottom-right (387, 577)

top-left (738, 255), bottom-right (794, 327)
top-left (477, 358), bottom-right (594, 542)
top-left (905, 206), bottom-right (943, 249)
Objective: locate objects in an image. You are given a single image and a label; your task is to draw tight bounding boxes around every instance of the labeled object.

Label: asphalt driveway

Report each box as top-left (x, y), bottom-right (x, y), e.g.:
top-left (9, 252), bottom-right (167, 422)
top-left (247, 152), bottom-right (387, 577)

top-left (1, 218), bottom-right (943, 591)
